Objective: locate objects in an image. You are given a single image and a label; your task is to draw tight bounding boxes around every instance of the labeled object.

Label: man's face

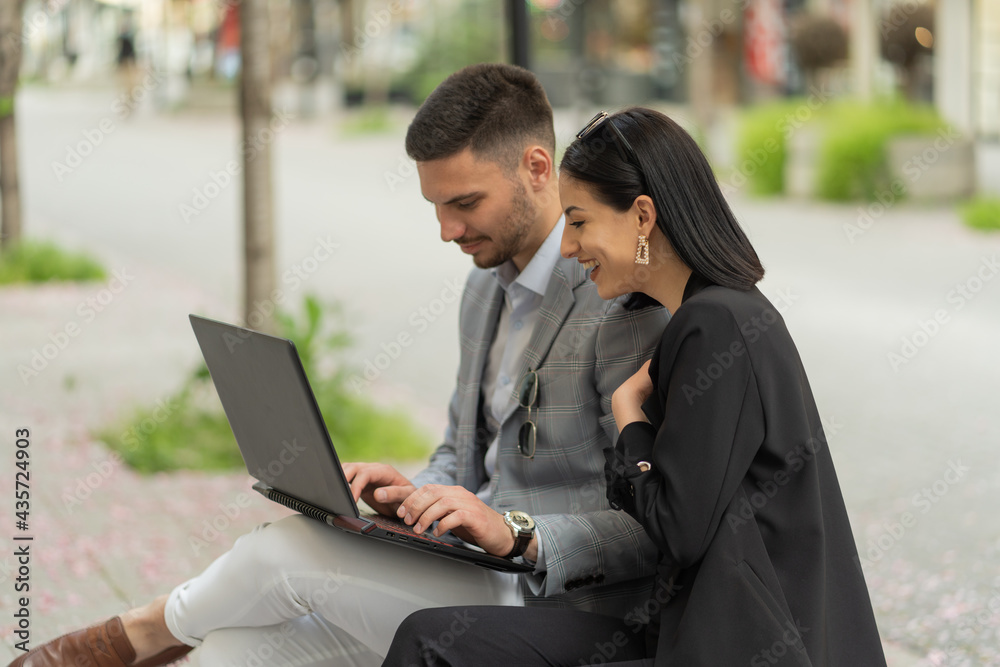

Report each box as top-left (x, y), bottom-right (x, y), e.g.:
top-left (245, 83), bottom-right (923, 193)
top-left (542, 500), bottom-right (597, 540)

top-left (417, 148), bottom-right (536, 269)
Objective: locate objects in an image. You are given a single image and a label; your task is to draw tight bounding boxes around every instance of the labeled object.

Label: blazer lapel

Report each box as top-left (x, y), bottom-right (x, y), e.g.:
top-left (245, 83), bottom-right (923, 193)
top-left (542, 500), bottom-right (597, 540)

top-left (467, 278), bottom-right (504, 393)
top-left (460, 275), bottom-right (504, 480)
top-left (500, 257), bottom-right (587, 423)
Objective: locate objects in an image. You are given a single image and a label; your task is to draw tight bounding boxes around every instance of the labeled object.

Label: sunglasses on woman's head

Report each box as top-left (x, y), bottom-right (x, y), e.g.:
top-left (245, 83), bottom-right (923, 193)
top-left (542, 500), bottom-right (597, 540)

top-left (576, 111), bottom-right (640, 167)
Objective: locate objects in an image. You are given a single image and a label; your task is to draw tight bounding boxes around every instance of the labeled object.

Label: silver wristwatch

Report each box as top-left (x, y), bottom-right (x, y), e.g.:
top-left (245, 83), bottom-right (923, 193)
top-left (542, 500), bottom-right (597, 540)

top-left (502, 510), bottom-right (535, 558)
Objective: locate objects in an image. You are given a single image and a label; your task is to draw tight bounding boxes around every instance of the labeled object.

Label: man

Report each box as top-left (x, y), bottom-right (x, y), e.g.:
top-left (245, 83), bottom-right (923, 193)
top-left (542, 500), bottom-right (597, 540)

top-left (12, 63), bottom-right (666, 667)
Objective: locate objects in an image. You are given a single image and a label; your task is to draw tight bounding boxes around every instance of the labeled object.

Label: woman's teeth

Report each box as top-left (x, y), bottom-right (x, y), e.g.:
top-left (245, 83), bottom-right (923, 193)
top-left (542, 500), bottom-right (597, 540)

top-left (582, 260), bottom-right (600, 269)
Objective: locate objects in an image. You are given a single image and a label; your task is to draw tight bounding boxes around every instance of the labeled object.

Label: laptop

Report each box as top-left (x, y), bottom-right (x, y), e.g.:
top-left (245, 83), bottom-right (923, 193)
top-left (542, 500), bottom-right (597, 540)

top-left (188, 314), bottom-right (532, 573)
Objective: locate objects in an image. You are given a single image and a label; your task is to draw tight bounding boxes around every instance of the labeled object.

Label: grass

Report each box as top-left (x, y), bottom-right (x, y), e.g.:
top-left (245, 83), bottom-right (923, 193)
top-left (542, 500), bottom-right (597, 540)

top-left (959, 197), bottom-right (1000, 232)
top-left (97, 295), bottom-right (433, 474)
top-left (0, 240), bottom-right (106, 284)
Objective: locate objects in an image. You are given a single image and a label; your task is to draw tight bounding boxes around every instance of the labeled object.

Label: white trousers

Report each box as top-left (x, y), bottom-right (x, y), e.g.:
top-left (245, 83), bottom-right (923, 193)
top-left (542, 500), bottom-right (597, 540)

top-left (164, 514), bottom-right (523, 666)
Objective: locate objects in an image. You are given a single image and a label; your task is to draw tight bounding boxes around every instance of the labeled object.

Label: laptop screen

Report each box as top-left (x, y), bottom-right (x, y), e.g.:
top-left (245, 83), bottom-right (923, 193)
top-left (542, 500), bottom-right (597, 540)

top-left (189, 315), bottom-right (359, 519)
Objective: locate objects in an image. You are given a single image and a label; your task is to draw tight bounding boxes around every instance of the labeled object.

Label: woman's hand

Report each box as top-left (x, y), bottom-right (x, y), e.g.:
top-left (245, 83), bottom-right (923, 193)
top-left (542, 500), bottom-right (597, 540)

top-left (612, 360), bottom-right (653, 433)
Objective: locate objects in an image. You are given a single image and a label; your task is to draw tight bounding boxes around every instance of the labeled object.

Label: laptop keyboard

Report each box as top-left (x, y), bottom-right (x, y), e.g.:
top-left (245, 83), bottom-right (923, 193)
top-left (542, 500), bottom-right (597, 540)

top-left (362, 512), bottom-right (458, 548)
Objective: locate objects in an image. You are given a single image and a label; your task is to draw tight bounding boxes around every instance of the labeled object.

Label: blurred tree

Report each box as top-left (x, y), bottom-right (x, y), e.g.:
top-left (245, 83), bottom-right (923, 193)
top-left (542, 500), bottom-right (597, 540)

top-left (879, 2), bottom-right (935, 100)
top-left (789, 13), bottom-right (849, 91)
top-left (240, 0), bottom-right (277, 333)
top-left (398, 0), bottom-right (503, 104)
top-left (0, 0), bottom-right (25, 253)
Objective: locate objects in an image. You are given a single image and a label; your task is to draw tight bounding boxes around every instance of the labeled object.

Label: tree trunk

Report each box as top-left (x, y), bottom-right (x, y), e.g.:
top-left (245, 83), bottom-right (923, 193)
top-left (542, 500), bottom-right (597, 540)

top-left (0, 0), bottom-right (25, 253)
top-left (240, 0), bottom-right (277, 333)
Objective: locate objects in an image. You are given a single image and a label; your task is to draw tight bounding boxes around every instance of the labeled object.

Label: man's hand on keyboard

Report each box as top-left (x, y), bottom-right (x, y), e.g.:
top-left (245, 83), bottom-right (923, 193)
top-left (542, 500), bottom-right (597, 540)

top-left (395, 484), bottom-right (517, 558)
top-left (343, 462), bottom-right (416, 517)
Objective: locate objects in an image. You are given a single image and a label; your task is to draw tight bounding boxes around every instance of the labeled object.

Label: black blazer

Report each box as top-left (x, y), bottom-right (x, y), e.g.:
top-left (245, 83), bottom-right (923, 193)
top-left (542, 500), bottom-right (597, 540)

top-left (606, 273), bottom-right (886, 666)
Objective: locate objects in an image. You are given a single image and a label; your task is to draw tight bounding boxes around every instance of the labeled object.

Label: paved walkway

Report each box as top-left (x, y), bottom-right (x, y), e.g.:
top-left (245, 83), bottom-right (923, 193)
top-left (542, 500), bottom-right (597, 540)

top-left (2, 86), bottom-right (999, 665)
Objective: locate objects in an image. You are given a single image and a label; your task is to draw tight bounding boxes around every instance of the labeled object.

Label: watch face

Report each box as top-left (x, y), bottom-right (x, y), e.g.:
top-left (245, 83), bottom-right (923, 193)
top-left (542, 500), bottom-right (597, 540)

top-left (509, 511), bottom-right (535, 530)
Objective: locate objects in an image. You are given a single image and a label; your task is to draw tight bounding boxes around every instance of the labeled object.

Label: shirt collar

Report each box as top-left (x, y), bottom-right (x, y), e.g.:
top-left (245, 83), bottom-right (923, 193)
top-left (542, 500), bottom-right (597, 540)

top-left (493, 216), bottom-right (565, 297)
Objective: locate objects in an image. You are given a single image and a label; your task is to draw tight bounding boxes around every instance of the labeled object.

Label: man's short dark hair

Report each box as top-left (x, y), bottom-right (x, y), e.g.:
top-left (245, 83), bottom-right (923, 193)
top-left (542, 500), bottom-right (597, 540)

top-left (405, 63), bottom-right (555, 172)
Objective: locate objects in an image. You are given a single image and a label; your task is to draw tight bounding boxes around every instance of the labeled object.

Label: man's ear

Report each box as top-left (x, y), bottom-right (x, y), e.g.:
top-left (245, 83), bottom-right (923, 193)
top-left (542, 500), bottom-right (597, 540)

top-left (522, 145), bottom-right (554, 192)
top-left (634, 195), bottom-right (658, 236)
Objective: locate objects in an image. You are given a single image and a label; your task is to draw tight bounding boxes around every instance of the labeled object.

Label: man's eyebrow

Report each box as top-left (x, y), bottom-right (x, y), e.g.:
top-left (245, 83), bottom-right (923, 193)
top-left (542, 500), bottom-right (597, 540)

top-left (440, 191), bottom-right (481, 205)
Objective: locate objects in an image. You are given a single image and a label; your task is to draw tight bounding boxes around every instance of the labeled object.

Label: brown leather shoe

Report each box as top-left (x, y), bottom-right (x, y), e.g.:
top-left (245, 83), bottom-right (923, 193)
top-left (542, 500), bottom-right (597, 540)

top-left (8, 616), bottom-right (193, 667)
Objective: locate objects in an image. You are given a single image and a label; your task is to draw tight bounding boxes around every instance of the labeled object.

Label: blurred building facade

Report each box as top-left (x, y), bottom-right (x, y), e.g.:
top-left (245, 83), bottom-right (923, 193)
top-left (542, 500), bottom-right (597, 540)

top-left (14, 0), bottom-right (999, 142)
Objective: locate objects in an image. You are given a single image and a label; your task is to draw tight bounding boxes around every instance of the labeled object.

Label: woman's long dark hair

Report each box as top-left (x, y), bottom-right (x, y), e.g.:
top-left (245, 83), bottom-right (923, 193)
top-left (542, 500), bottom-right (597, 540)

top-left (561, 108), bottom-right (764, 306)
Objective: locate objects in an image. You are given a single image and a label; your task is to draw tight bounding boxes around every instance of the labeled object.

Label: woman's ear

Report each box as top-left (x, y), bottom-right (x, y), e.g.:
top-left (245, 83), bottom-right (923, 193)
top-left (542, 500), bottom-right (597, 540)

top-left (633, 195), bottom-right (657, 236)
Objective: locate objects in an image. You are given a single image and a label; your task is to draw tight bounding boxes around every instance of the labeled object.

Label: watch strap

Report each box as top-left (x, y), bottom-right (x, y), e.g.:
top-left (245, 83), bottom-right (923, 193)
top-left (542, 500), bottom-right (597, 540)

top-left (504, 531), bottom-right (531, 558)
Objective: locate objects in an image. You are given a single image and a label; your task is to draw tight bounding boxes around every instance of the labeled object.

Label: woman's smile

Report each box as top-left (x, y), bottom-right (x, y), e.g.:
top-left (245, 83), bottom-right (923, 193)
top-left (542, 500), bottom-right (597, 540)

top-left (580, 258), bottom-right (601, 280)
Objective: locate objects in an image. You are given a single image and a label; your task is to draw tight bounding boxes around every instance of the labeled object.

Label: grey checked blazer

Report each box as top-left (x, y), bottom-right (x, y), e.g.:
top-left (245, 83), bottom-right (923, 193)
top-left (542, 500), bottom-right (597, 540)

top-left (410, 255), bottom-right (668, 619)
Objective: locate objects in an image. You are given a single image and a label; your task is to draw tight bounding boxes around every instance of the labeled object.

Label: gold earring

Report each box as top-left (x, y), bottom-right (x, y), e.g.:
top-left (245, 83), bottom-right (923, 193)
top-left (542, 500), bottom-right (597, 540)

top-left (635, 235), bottom-right (649, 265)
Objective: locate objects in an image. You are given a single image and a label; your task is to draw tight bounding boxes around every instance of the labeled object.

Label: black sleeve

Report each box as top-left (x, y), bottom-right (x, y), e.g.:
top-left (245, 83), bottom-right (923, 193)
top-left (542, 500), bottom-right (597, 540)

top-left (610, 300), bottom-right (765, 570)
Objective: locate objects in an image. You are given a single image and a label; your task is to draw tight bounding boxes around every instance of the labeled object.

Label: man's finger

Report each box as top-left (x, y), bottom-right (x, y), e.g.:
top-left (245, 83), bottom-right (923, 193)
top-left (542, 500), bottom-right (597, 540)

top-left (397, 484), bottom-right (437, 518)
top-left (374, 484), bottom-right (414, 504)
top-left (412, 496), bottom-right (455, 534)
top-left (348, 471), bottom-right (371, 501)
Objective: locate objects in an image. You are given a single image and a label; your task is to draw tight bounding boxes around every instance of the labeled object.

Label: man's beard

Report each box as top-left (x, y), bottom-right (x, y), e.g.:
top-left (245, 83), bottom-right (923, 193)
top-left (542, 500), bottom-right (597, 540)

top-left (469, 180), bottom-right (535, 269)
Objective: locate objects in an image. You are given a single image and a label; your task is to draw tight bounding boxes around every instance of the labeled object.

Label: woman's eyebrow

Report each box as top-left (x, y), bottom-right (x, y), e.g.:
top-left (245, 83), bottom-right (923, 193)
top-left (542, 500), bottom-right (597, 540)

top-left (564, 205), bottom-right (584, 215)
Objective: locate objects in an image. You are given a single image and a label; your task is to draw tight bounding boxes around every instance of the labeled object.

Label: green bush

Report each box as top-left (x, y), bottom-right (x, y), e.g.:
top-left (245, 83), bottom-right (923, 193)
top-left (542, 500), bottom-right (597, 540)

top-left (98, 295), bottom-right (433, 474)
top-left (0, 240), bottom-right (106, 284)
top-left (814, 100), bottom-right (945, 201)
top-left (734, 100), bottom-right (802, 195)
top-left (734, 98), bottom-right (948, 201)
top-left (960, 197), bottom-right (1000, 232)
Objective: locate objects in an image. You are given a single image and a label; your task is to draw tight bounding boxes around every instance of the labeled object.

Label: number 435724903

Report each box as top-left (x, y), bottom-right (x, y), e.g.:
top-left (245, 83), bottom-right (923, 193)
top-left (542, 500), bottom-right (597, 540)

top-left (15, 428), bottom-right (30, 530)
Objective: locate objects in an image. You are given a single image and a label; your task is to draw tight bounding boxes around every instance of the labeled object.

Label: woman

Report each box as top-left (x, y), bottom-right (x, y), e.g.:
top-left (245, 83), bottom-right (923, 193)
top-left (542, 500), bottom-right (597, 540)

top-left (381, 108), bottom-right (886, 666)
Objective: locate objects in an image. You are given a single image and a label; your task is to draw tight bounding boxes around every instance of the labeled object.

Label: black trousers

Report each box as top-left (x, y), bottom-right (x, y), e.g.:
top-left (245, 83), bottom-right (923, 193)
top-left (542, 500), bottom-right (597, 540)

top-left (381, 606), bottom-right (654, 667)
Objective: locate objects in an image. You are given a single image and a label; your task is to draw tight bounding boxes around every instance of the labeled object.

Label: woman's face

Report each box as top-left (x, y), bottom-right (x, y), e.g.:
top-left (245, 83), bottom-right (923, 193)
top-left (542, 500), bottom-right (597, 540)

top-left (559, 176), bottom-right (651, 300)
